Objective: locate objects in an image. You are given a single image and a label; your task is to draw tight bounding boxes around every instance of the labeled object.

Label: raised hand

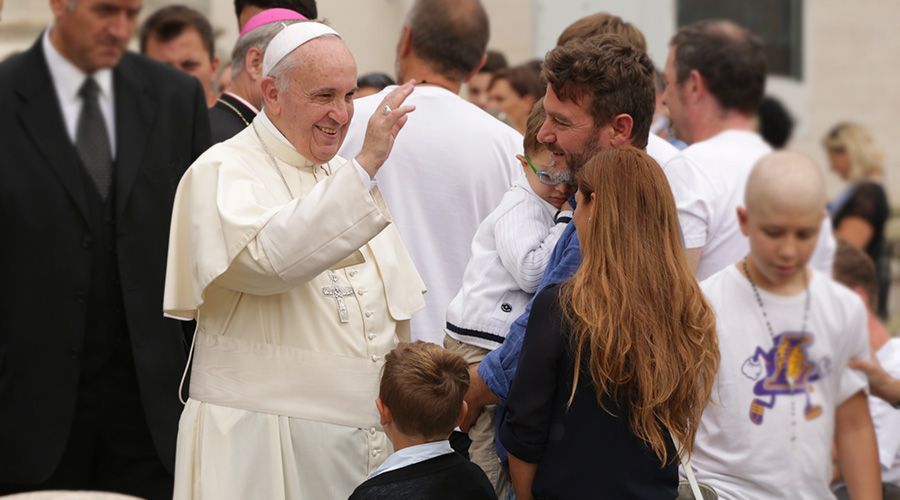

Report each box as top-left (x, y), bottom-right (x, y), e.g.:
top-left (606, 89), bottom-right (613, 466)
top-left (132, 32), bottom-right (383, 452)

top-left (355, 80), bottom-right (417, 178)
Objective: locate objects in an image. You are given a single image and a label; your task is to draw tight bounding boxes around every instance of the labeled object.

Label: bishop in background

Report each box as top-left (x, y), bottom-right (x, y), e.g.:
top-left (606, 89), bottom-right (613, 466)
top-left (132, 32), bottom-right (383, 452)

top-left (163, 22), bottom-right (426, 500)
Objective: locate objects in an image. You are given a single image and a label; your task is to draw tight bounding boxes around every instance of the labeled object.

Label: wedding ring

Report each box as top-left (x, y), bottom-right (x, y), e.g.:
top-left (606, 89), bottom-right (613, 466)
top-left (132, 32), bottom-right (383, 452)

top-left (381, 105), bottom-right (392, 115)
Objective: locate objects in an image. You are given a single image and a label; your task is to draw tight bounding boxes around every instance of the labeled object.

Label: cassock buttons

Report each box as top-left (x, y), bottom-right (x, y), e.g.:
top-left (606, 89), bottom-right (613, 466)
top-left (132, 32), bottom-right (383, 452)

top-left (367, 332), bottom-right (376, 340)
top-left (349, 270), bottom-right (358, 278)
top-left (365, 311), bottom-right (373, 318)
top-left (371, 449), bottom-right (380, 457)
top-left (369, 427), bottom-right (377, 436)
top-left (357, 288), bottom-right (366, 296)
top-left (371, 355), bottom-right (380, 363)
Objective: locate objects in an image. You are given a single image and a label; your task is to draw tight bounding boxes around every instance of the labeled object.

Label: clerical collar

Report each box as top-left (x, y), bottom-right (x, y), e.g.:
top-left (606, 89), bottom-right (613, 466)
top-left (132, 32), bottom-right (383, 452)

top-left (255, 111), bottom-right (317, 169)
top-left (258, 109), bottom-right (297, 150)
top-left (42, 26), bottom-right (113, 111)
top-left (223, 92), bottom-right (260, 115)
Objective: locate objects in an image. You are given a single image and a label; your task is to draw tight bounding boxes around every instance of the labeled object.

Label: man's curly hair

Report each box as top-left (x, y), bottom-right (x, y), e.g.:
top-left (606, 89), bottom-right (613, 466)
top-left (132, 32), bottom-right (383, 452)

top-left (543, 34), bottom-right (655, 149)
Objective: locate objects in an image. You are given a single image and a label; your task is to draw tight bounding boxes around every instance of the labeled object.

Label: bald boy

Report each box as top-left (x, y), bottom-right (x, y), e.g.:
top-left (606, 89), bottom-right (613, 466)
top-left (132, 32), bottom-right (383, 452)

top-left (690, 151), bottom-right (881, 499)
top-left (737, 152), bottom-right (827, 292)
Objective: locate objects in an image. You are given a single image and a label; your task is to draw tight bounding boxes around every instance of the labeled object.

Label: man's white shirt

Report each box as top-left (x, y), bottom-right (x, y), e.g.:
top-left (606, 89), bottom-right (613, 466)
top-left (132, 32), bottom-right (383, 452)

top-left (367, 440), bottom-right (454, 479)
top-left (340, 85), bottom-right (522, 344)
top-left (663, 130), bottom-right (835, 280)
top-left (42, 27), bottom-right (116, 156)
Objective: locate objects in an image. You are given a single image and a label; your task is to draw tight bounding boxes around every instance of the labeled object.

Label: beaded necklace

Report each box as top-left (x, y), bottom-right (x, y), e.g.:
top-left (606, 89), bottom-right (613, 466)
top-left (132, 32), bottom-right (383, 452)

top-left (741, 258), bottom-right (810, 442)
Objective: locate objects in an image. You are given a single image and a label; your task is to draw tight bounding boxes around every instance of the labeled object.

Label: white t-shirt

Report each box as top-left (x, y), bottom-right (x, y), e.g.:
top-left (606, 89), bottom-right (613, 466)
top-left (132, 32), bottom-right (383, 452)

top-left (646, 132), bottom-right (680, 169)
top-left (339, 85), bottom-right (522, 344)
top-left (869, 338), bottom-right (900, 486)
top-left (664, 130), bottom-right (835, 281)
top-left (693, 265), bottom-right (869, 500)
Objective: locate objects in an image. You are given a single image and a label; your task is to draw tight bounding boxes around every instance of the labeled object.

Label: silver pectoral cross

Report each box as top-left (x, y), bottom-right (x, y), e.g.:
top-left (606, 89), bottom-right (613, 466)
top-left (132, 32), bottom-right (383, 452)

top-left (322, 271), bottom-right (355, 323)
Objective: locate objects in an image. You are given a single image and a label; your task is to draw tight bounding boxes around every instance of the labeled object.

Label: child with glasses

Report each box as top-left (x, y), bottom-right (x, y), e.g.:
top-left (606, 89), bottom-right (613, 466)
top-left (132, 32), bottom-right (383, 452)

top-left (443, 99), bottom-right (575, 497)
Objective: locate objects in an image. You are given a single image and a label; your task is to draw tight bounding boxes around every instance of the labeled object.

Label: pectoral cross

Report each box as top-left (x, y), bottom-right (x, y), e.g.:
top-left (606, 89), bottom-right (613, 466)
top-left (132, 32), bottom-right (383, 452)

top-left (322, 271), bottom-right (355, 323)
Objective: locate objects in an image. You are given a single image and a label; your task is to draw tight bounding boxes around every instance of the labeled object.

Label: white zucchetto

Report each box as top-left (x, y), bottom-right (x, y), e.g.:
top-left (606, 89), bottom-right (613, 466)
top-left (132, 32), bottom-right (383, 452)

top-left (262, 22), bottom-right (341, 77)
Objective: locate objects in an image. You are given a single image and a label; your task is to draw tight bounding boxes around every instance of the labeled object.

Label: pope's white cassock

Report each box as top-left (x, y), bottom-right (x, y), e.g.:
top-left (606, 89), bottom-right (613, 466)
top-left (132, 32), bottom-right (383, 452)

top-left (163, 107), bottom-right (426, 499)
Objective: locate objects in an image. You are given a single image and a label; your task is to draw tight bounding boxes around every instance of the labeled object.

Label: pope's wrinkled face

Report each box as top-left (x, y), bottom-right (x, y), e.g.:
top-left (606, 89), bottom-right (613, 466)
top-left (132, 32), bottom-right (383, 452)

top-left (271, 37), bottom-right (358, 164)
top-left (50, 0), bottom-right (142, 73)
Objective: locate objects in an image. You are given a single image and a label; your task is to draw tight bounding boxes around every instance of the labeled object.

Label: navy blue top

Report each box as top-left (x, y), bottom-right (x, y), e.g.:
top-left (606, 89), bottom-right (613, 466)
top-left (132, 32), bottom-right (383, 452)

top-left (500, 284), bottom-right (678, 500)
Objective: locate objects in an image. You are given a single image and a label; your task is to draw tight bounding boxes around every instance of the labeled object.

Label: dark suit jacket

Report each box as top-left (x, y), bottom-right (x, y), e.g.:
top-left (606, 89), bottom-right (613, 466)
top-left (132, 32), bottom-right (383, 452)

top-left (209, 92), bottom-right (256, 144)
top-left (0, 36), bottom-right (210, 483)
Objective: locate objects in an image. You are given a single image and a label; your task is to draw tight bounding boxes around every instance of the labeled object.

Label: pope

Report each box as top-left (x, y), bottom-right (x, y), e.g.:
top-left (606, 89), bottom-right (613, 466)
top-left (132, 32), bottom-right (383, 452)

top-left (163, 22), bottom-right (426, 500)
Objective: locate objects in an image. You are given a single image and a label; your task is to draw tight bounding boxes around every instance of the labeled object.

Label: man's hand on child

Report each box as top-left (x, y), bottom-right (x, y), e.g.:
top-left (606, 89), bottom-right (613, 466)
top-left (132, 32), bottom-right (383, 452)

top-left (460, 364), bottom-right (498, 432)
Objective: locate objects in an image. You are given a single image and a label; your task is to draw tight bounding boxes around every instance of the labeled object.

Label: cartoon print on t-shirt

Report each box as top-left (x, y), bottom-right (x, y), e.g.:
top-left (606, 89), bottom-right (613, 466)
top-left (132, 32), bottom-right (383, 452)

top-left (741, 331), bottom-right (830, 424)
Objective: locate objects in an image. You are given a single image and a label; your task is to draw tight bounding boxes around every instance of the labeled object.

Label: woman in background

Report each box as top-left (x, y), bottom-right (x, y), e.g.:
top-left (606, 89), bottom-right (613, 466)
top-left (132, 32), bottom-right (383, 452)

top-left (823, 122), bottom-right (890, 317)
top-left (487, 60), bottom-right (545, 134)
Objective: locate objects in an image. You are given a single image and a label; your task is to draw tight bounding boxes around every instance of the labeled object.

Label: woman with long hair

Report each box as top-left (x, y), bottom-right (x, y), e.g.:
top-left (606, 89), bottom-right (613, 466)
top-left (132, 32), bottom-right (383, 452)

top-left (822, 122), bottom-right (890, 317)
top-left (499, 147), bottom-right (719, 499)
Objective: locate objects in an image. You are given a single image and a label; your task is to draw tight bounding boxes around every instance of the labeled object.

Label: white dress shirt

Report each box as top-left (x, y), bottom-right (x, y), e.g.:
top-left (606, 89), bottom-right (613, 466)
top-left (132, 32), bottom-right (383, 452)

top-left (367, 440), bottom-right (454, 479)
top-left (42, 26), bottom-right (116, 157)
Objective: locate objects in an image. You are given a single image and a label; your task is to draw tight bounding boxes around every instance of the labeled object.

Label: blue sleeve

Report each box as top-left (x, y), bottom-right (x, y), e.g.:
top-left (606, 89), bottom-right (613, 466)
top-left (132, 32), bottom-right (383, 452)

top-left (478, 222), bottom-right (582, 402)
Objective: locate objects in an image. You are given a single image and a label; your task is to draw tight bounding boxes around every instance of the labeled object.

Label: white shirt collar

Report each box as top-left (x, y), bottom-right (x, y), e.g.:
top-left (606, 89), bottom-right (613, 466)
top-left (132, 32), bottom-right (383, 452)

top-left (368, 440), bottom-right (453, 479)
top-left (42, 26), bottom-right (113, 106)
top-left (259, 109), bottom-right (297, 150)
top-left (224, 91), bottom-right (260, 114)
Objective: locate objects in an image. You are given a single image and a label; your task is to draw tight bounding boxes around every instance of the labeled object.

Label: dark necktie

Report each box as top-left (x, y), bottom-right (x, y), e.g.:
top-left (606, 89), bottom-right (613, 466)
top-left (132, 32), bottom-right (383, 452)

top-left (76, 77), bottom-right (112, 198)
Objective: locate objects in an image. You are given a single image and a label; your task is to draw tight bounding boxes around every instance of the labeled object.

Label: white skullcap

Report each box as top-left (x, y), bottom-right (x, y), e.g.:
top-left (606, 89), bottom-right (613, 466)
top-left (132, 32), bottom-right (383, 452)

top-left (262, 22), bottom-right (341, 77)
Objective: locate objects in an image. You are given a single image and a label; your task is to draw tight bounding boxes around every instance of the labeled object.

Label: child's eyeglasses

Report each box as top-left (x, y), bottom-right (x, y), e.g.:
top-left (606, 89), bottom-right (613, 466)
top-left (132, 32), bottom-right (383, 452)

top-left (525, 154), bottom-right (577, 187)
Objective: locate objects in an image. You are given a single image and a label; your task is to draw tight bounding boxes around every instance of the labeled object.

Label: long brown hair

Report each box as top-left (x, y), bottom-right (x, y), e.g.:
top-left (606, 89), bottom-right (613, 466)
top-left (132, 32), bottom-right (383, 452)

top-left (560, 147), bottom-right (719, 464)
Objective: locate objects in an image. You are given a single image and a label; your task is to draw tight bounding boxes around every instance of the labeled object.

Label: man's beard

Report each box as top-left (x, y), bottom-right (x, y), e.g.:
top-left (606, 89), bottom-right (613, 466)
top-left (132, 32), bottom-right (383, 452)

top-left (565, 131), bottom-right (602, 173)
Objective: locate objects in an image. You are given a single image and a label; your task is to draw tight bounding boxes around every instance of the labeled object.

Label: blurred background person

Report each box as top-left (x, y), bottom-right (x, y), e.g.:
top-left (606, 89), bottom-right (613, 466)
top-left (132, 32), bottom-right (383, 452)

top-left (140, 5), bottom-right (219, 108)
top-left (757, 95), bottom-right (794, 149)
top-left (340, 3), bottom-right (523, 440)
top-left (235, 0), bottom-right (316, 30)
top-left (216, 60), bottom-right (233, 95)
top-left (650, 69), bottom-right (686, 149)
top-left (466, 49), bottom-right (507, 110)
top-left (0, 0), bottom-right (210, 496)
top-left (356, 72), bottom-right (395, 99)
top-left (209, 8), bottom-right (303, 143)
top-left (487, 59), bottom-right (544, 134)
top-left (832, 241), bottom-right (900, 499)
top-left (823, 122), bottom-right (890, 318)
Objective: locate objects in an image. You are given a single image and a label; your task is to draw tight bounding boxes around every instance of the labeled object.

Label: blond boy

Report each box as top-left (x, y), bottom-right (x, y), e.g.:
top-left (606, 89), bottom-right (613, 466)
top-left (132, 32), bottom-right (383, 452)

top-left (349, 342), bottom-right (495, 500)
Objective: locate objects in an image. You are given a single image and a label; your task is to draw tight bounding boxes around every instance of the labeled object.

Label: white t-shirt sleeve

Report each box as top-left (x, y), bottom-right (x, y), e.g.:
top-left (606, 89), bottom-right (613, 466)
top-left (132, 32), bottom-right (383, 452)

top-left (836, 296), bottom-right (870, 404)
top-left (870, 342), bottom-right (900, 470)
top-left (663, 155), bottom-right (711, 249)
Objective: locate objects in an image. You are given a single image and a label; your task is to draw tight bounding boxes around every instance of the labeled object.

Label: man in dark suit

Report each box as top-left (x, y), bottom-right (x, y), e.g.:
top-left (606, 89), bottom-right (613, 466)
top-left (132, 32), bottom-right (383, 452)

top-left (0, 0), bottom-right (210, 498)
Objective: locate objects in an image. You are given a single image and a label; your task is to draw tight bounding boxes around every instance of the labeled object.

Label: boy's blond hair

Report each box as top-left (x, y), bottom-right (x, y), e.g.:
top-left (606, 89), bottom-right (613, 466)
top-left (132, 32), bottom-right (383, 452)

top-left (380, 342), bottom-right (469, 438)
